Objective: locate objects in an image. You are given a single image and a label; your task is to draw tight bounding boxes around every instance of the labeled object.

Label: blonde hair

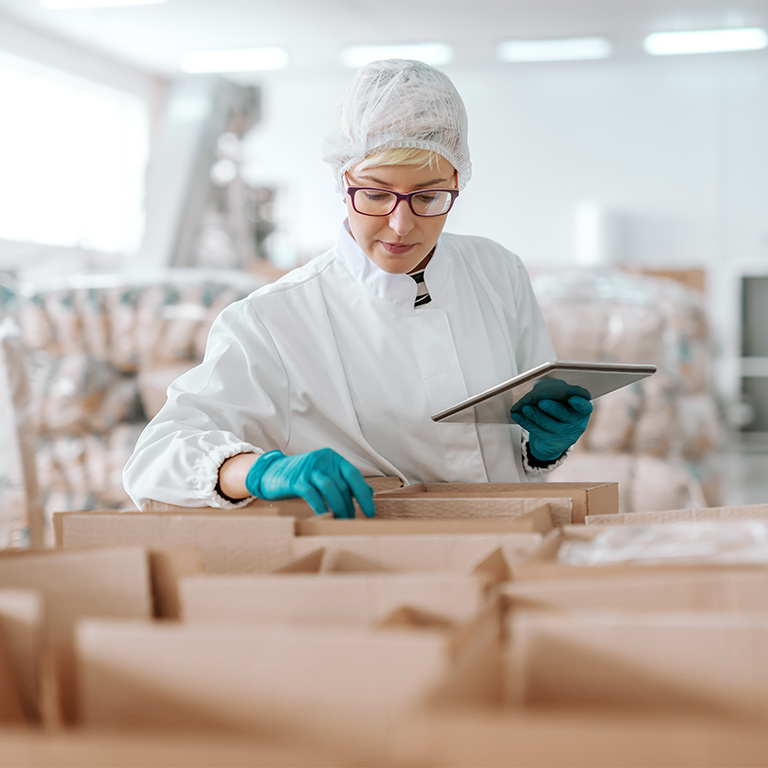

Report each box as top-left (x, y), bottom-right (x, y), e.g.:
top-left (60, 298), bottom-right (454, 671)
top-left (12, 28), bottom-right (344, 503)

top-left (354, 147), bottom-right (445, 173)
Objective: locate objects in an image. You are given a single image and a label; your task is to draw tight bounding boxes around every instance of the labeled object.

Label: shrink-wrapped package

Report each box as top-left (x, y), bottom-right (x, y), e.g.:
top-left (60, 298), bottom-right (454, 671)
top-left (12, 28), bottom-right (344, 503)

top-left (531, 268), bottom-right (722, 513)
top-left (3, 270), bottom-right (267, 540)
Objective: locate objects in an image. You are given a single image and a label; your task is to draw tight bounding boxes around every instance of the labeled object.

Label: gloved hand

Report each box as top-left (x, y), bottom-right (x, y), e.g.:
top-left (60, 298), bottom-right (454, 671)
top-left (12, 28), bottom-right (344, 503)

top-left (510, 396), bottom-right (593, 462)
top-left (245, 448), bottom-right (375, 519)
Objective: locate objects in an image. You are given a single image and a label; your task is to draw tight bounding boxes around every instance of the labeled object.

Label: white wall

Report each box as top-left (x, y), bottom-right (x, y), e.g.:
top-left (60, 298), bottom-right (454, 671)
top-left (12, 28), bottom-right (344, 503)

top-left (242, 53), bottom-right (768, 274)
top-left (240, 53), bottom-right (768, 402)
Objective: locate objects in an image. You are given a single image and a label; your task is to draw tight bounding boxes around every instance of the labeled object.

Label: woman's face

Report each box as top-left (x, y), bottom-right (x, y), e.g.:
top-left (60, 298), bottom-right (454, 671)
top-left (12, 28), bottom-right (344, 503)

top-left (344, 155), bottom-right (457, 274)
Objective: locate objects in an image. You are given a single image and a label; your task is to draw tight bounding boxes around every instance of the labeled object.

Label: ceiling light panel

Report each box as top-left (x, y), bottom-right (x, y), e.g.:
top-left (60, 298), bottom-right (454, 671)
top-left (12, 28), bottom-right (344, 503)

top-left (643, 28), bottom-right (768, 55)
top-left (179, 47), bottom-right (289, 74)
top-left (497, 36), bottom-right (613, 63)
top-left (340, 43), bottom-right (454, 68)
top-left (40, 0), bottom-right (167, 7)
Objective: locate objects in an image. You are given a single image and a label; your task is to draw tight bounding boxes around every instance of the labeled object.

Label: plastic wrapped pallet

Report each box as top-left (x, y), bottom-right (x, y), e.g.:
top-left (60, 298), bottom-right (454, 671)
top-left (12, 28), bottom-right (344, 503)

top-left (0, 318), bottom-right (43, 548)
top-left (3, 270), bottom-right (268, 527)
top-left (531, 268), bottom-right (722, 511)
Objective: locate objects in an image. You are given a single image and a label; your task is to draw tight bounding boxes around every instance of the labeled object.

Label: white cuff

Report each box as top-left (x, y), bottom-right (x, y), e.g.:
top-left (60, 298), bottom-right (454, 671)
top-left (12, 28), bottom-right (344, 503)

top-left (521, 435), bottom-right (572, 477)
top-left (191, 442), bottom-right (263, 509)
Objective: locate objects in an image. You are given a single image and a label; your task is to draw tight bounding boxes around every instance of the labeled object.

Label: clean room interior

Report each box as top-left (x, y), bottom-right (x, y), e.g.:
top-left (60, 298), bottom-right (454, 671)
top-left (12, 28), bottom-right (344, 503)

top-left (1, 1), bottom-right (768, 762)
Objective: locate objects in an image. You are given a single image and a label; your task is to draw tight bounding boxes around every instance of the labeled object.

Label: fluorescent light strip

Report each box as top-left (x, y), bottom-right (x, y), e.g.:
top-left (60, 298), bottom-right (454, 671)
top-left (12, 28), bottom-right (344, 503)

top-left (497, 36), bottom-right (613, 62)
top-left (180, 47), bottom-right (289, 74)
top-left (40, 0), bottom-right (166, 7)
top-left (644, 27), bottom-right (768, 55)
top-left (340, 43), bottom-right (454, 68)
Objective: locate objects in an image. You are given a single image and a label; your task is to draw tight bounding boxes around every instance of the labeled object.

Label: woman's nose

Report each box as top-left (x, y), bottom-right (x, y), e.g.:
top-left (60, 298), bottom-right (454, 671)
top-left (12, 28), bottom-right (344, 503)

top-left (388, 200), bottom-right (416, 236)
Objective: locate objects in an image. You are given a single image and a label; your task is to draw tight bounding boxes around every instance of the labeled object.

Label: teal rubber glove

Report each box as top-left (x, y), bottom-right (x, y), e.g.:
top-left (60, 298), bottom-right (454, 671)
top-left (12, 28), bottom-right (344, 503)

top-left (245, 448), bottom-right (375, 519)
top-left (510, 395), bottom-right (593, 462)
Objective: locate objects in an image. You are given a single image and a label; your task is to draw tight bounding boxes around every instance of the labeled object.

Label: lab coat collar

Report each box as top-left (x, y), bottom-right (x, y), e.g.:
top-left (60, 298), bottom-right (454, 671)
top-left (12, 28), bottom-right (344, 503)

top-left (338, 221), bottom-right (448, 308)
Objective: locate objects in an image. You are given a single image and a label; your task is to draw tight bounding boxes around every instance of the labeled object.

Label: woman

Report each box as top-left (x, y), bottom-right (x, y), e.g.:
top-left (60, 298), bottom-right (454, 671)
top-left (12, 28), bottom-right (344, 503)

top-left (123, 59), bottom-right (591, 518)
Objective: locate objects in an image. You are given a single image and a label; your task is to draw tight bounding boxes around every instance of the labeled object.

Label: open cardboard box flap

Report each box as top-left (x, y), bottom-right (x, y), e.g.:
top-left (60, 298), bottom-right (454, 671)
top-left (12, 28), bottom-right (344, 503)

top-left (374, 481), bottom-right (618, 523)
top-left (505, 608), bottom-right (768, 721)
top-left (500, 567), bottom-right (768, 613)
top-left (289, 530), bottom-right (543, 574)
top-left (178, 547), bottom-right (505, 626)
top-left (294, 504), bottom-right (554, 535)
top-left (74, 599), bottom-right (499, 759)
top-left (586, 503), bottom-right (768, 526)
top-left (55, 512), bottom-right (296, 575)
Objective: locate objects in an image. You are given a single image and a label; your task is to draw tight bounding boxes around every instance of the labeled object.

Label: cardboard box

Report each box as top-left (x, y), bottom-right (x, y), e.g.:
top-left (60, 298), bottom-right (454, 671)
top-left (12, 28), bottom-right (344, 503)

top-left (501, 569), bottom-right (768, 614)
top-left (505, 609), bottom-right (768, 720)
top-left (0, 590), bottom-right (44, 723)
top-left (76, 601), bottom-right (500, 760)
top-left (0, 727), bottom-right (342, 768)
top-left (374, 482), bottom-right (618, 525)
top-left (55, 512), bottom-right (295, 574)
top-left (586, 503), bottom-right (768, 526)
top-left (55, 508), bottom-right (552, 576)
top-left (290, 531), bottom-right (543, 574)
top-left (0, 631), bottom-right (25, 725)
top-left (293, 505), bottom-right (554, 536)
top-left (394, 708), bottom-right (768, 768)
top-left (180, 565), bottom-right (494, 626)
top-left (187, 543), bottom-right (510, 611)
top-left (0, 547), bottom-right (154, 724)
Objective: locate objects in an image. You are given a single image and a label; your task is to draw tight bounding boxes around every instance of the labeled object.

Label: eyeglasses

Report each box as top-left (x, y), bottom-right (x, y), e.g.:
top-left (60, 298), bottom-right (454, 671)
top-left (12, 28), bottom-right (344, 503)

top-left (345, 176), bottom-right (459, 217)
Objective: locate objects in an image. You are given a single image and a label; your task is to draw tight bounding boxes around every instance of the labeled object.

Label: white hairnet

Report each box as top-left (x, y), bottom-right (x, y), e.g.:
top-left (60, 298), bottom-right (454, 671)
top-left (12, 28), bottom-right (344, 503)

top-left (322, 59), bottom-right (472, 193)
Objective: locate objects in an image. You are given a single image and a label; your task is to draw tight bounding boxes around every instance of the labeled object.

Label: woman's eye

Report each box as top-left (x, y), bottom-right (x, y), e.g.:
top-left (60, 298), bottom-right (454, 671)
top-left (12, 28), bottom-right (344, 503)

top-left (415, 193), bottom-right (438, 204)
top-left (363, 191), bottom-right (390, 202)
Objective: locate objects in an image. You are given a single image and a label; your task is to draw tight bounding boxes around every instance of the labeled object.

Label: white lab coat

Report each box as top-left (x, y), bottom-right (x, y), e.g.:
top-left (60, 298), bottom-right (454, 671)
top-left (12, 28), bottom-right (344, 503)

top-left (123, 223), bottom-right (557, 509)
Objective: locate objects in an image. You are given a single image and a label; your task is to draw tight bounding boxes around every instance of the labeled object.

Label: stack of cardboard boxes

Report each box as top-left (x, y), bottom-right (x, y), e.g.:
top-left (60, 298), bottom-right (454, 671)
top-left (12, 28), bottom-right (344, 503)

top-left (2, 480), bottom-right (768, 767)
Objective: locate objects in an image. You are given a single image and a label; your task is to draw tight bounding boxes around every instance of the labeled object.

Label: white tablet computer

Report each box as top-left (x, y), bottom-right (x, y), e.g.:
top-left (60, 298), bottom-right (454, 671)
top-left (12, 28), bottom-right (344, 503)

top-left (431, 361), bottom-right (657, 423)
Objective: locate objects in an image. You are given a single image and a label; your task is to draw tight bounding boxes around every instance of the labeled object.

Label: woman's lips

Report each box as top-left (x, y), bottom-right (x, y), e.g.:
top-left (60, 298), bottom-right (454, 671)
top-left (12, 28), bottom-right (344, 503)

top-left (380, 242), bottom-right (415, 254)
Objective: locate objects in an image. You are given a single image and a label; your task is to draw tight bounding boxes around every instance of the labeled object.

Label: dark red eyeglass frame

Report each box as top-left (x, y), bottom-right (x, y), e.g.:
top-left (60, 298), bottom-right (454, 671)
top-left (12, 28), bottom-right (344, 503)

top-left (344, 172), bottom-right (460, 217)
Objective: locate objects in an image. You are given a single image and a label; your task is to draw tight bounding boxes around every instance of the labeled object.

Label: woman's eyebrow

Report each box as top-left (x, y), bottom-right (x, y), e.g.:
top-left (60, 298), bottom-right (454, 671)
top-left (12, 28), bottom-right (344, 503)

top-left (354, 174), bottom-right (450, 188)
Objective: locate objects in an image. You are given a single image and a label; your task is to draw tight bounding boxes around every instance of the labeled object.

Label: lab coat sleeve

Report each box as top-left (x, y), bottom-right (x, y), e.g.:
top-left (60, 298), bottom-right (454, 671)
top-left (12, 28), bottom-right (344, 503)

top-left (508, 254), bottom-right (564, 477)
top-left (511, 255), bottom-right (557, 372)
top-left (122, 298), bottom-right (291, 510)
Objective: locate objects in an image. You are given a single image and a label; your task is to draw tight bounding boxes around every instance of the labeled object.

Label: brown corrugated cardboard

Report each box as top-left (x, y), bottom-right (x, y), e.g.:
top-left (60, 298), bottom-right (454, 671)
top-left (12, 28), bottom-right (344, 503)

top-left (586, 503), bottom-right (768, 526)
top-left (147, 548), bottom-right (204, 619)
top-left (293, 505), bottom-right (554, 535)
top-left (290, 532), bottom-right (543, 573)
top-left (505, 610), bottom-right (768, 721)
top-left (0, 727), bottom-right (342, 767)
top-left (55, 512), bottom-right (295, 574)
top-left (0, 590), bottom-right (44, 723)
top-left (394, 709), bottom-right (768, 768)
top-left (179, 571), bottom-right (490, 625)
top-left (374, 482), bottom-right (618, 524)
top-left (501, 569), bottom-right (768, 613)
top-left (0, 632), bottom-right (25, 724)
top-left (374, 486), bottom-right (573, 526)
top-left (75, 616), bottom-right (477, 758)
top-left (0, 547), bottom-right (153, 724)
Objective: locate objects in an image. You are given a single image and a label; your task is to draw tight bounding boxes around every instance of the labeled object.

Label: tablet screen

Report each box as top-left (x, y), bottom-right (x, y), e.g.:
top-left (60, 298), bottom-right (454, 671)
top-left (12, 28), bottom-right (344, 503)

top-left (431, 361), bottom-right (657, 423)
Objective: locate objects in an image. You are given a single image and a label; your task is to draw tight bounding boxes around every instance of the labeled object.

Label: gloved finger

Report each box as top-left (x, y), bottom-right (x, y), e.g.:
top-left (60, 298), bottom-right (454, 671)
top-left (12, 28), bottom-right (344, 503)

top-left (310, 471), bottom-right (356, 519)
top-left (536, 399), bottom-right (576, 423)
top-left (568, 395), bottom-right (593, 416)
top-left (509, 409), bottom-right (537, 433)
top-left (339, 462), bottom-right (375, 518)
top-left (294, 481), bottom-right (330, 517)
top-left (521, 404), bottom-right (562, 435)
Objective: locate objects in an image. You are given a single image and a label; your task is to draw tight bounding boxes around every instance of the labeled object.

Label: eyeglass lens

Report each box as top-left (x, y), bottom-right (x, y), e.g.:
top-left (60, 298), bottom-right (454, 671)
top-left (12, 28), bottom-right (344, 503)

top-left (353, 189), bottom-right (454, 217)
